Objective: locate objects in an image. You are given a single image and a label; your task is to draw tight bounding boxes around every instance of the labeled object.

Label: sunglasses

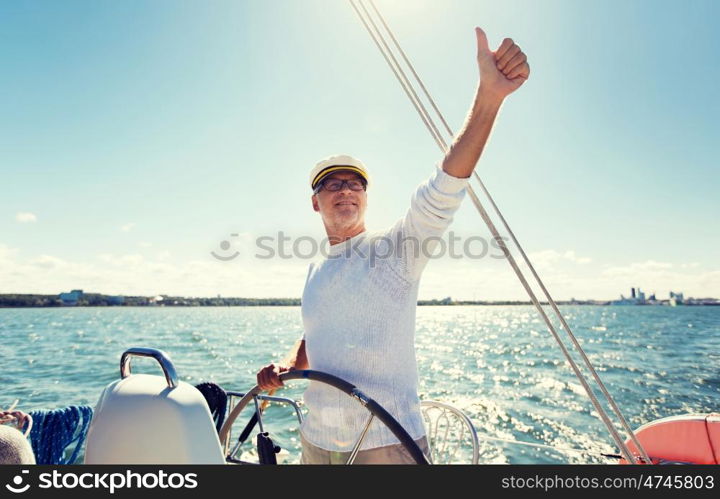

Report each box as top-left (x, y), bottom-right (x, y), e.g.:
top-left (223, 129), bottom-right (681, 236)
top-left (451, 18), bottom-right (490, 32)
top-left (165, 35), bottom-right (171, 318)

top-left (314, 178), bottom-right (367, 194)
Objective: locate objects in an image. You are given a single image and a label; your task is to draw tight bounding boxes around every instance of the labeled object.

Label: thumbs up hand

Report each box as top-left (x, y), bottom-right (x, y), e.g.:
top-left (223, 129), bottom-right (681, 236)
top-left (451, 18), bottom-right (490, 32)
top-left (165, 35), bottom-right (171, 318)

top-left (475, 27), bottom-right (530, 100)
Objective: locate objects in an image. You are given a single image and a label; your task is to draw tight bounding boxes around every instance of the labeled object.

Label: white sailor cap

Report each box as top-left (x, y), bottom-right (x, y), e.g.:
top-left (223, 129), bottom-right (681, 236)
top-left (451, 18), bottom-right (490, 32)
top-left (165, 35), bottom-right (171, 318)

top-left (309, 154), bottom-right (370, 191)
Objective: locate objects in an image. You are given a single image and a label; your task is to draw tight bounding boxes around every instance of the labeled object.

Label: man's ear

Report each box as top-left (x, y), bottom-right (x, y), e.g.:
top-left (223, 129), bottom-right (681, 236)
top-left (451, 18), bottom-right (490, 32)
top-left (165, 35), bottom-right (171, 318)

top-left (312, 194), bottom-right (320, 212)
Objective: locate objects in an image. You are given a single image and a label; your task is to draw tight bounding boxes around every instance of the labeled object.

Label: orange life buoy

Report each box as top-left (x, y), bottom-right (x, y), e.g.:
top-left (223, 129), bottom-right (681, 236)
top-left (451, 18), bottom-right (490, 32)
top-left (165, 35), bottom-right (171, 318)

top-left (620, 414), bottom-right (720, 464)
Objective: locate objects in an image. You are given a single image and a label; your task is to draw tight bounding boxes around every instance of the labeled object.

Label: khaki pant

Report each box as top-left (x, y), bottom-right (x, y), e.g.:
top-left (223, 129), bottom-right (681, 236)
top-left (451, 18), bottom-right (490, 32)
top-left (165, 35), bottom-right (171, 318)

top-left (300, 433), bottom-right (431, 464)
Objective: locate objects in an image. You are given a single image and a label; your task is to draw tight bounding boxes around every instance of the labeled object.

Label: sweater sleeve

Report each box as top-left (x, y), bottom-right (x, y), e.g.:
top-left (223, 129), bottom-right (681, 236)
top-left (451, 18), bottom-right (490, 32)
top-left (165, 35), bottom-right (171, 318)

top-left (387, 166), bottom-right (469, 281)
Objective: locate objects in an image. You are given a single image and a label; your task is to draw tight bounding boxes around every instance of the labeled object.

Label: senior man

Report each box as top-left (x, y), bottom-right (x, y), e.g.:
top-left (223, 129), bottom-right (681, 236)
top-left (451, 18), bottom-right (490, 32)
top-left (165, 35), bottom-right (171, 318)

top-left (257, 27), bottom-right (529, 464)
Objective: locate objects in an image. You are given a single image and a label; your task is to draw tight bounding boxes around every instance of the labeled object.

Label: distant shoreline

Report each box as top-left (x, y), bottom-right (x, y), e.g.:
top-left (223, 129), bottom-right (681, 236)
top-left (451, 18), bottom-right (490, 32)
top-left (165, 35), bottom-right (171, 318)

top-left (1, 293), bottom-right (718, 308)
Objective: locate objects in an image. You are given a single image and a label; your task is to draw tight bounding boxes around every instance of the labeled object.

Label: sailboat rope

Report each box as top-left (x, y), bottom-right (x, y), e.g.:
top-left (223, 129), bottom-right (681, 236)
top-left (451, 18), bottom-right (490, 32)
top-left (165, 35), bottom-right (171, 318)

top-left (476, 433), bottom-right (619, 459)
top-left (349, 0), bottom-right (649, 464)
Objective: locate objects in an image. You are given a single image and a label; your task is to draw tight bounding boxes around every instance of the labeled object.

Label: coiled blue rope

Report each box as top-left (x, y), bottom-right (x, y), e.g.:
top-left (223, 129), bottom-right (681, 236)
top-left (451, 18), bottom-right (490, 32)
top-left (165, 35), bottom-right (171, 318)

top-left (28, 406), bottom-right (93, 464)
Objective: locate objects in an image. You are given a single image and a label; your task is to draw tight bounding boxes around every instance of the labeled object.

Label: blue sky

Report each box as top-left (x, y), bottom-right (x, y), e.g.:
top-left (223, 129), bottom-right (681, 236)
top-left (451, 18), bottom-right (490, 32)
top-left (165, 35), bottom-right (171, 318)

top-left (1, 0), bottom-right (718, 300)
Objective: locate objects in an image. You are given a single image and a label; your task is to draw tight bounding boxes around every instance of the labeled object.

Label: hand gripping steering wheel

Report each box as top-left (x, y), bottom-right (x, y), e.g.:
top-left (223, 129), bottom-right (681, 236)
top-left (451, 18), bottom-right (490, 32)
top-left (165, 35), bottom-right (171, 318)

top-left (218, 369), bottom-right (429, 465)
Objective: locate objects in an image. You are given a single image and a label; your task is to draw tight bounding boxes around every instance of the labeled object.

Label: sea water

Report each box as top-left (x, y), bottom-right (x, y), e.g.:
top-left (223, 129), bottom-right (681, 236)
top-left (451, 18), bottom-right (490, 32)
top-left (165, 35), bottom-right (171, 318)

top-left (1, 305), bottom-right (718, 464)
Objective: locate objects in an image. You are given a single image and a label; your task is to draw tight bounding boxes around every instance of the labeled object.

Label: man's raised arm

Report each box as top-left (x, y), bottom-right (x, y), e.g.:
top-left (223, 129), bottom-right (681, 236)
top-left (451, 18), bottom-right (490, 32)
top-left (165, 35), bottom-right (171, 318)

top-left (441, 27), bottom-right (530, 179)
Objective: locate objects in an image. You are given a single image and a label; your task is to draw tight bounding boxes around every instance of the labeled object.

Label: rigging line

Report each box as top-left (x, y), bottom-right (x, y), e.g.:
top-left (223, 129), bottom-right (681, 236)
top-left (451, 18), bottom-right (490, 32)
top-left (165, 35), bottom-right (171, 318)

top-left (477, 434), bottom-right (613, 458)
top-left (367, 0), bottom-right (454, 138)
top-left (473, 176), bottom-right (651, 463)
top-left (358, 0), bottom-right (648, 463)
top-left (465, 187), bottom-right (637, 464)
top-left (349, 0), bottom-right (447, 151)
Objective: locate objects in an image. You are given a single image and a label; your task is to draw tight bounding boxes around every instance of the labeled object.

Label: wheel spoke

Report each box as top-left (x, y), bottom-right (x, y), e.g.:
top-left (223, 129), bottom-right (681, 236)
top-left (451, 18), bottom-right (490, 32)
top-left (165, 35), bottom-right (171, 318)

top-left (345, 413), bottom-right (375, 465)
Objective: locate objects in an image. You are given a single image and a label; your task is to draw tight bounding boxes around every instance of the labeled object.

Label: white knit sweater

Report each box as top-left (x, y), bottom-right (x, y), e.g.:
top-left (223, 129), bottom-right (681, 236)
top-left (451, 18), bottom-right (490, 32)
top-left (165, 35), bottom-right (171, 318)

top-left (300, 167), bottom-right (468, 451)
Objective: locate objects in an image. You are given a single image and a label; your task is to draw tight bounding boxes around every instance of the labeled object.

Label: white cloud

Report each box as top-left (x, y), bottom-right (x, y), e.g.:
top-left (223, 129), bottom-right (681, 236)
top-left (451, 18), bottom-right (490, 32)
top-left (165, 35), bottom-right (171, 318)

top-left (98, 254), bottom-right (144, 267)
top-left (527, 249), bottom-right (592, 267)
top-left (0, 244), bottom-right (18, 259)
top-left (0, 243), bottom-right (717, 300)
top-left (603, 260), bottom-right (673, 277)
top-left (0, 246), bottom-right (305, 297)
top-left (595, 260), bottom-right (720, 299)
top-left (0, 244), bottom-right (20, 270)
top-left (30, 255), bottom-right (69, 269)
top-left (16, 212), bottom-right (37, 223)
top-left (233, 232), bottom-right (253, 241)
top-left (420, 252), bottom-right (720, 301)
top-left (563, 250), bottom-right (592, 265)
top-left (155, 251), bottom-right (171, 261)
top-left (697, 271), bottom-right (720, 296)
top-left (120, 223), bottom-right (136, 232)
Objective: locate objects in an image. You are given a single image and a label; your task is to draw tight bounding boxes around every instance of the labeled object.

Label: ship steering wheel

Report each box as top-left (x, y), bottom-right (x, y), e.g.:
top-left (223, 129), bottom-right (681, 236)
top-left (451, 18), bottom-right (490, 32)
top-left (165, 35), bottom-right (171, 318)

top-left (218, 369), bottom-right (429, 465)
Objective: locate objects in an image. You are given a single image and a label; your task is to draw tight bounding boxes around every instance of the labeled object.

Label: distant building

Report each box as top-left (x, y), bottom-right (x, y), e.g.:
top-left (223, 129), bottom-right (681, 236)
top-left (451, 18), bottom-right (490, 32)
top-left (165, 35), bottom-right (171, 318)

top-left (611, 287), bottom-right (647, 305)
top-left (669, 291), bottom-right (684, 306)
top-left (148, 295), bottom-right (165, 306)
top-left (107, 295), bottom-right (125, 306)
top-left (59, 289), bottom-right (84, 306)
top-left (685, 297), bottom-right (719, 306)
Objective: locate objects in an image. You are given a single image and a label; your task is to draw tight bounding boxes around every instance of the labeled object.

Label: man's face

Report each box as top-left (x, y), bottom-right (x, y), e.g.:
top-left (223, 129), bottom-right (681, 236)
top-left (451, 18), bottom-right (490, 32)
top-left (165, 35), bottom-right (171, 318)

top-left (311, 171), bottom-right (367, 231)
